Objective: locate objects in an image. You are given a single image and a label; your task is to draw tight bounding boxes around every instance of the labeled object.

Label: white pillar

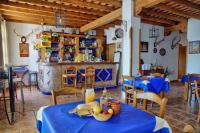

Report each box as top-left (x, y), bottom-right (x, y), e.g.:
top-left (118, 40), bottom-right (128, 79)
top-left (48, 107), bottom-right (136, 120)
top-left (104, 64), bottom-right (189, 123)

top-left (122, 0), bottom-right (141, 76)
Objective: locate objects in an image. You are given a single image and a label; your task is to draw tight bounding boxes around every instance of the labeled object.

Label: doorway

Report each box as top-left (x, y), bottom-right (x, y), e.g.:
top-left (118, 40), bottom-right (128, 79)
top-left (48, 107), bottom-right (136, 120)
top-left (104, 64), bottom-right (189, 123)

top-left (178, 46), bottom-right (187, 79)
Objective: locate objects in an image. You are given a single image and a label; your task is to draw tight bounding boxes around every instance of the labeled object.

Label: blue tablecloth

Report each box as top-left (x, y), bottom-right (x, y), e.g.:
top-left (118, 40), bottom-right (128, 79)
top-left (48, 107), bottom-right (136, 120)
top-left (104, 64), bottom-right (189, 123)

top-left (13, 67), bottom-right (29, 73)
top-left (36, 101), bottom-right (171, 133)
top-left (122, 76), bottom-right (170, 94)
top-left (181, 75), bottom-right (200, 83)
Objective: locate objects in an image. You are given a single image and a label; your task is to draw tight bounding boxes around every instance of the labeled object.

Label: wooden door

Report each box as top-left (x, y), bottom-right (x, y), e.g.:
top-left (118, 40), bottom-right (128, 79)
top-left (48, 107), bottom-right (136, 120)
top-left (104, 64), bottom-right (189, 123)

top-left (178, 46), bottom-right (187, 79)
top-left (106, 44), bottom-right (116, 62)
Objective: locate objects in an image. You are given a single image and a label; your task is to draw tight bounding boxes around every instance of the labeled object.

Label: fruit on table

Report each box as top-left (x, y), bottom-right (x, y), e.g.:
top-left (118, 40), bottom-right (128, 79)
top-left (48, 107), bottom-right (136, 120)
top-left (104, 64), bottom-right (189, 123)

top-left (108, 109), bottom-right (113, 114)
top-left (76, 101), bottom-right (98, 110)
top-left (93, 104), bottom-right (101, 114)
top-left (103, 111), bottom-right (109, 115)
top-left (93, 113), bottom-right (112, 121)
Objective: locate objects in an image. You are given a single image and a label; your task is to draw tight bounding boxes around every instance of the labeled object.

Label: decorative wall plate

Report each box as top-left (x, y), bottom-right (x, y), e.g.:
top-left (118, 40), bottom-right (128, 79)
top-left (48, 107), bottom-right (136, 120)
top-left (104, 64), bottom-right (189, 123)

top-left (159, 48), bottom-right (166, 56)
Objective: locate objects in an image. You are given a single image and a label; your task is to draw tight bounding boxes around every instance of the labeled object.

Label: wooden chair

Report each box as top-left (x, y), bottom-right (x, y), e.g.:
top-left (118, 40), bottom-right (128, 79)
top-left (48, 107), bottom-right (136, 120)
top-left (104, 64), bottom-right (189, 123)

top-left (122, 75), bottom-right (135, 104)
top-left (62, 66), bottom-right (77, 88)
top-left (81, 66), bottom-right (95, 90)
top-left (183, 124), bottom-right (194, 133)
top-left (194, 80), bottom-right (200, 123)
top-left (51, 87), bottom-right (83, 105)
top-left (188, 74), bottom-right (200, 104)
top-left (133, 91), bottom-right (168, 118)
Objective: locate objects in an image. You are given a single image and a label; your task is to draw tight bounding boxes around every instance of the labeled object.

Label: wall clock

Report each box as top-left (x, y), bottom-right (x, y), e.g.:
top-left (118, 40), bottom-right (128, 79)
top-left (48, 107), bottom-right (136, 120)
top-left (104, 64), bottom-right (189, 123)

top-left (115, 28), bottom-right (123, 38)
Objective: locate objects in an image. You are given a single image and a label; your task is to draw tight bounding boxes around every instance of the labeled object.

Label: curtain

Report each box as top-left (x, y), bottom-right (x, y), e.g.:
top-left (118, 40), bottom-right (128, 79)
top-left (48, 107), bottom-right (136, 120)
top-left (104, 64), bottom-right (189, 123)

top-left (1, 20), bottom-right (9, 69)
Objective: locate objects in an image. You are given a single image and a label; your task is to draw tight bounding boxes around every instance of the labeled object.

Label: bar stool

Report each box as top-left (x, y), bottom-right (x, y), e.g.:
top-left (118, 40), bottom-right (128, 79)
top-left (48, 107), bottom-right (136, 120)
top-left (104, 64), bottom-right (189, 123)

top-left (81, 66), bottom-right (95, 91)
top-left (62, 66), bottom-right (77, 88)
top-left (28, 71), bottom-right (39, 91)
top-left (0, 80), bottom-right (11, 124)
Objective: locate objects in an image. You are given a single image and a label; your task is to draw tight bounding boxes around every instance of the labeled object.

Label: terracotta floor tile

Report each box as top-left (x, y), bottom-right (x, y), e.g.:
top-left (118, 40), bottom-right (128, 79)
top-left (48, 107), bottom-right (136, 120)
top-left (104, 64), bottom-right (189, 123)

top-left (0, 83), bottom-right (200, 133)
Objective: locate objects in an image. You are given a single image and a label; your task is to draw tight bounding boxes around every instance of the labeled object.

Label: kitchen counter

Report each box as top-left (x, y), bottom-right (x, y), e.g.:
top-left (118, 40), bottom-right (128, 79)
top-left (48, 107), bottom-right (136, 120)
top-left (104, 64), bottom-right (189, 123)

top-left (38, 62), bottom-right (118, 94)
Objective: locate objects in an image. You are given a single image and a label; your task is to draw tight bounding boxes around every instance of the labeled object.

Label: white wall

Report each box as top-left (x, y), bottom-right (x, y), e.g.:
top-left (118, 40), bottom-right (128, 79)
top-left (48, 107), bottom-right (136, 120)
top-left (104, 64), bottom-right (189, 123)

top-left (140, 23), bottom-right (180, 80)
top-left (105, 22), bottom-right (181, 80)
top-left (7, 22), bottom-right (39, 71)
top-left (187, 18), bottom-right (200, 74)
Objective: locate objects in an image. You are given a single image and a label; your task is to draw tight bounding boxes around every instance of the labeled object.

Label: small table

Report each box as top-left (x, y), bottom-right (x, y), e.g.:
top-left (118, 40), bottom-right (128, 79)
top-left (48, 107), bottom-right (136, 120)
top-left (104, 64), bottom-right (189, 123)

top-left (36, 101), bottom-right (171, 133)
top-left (123, 76), bottom-right (170, 97)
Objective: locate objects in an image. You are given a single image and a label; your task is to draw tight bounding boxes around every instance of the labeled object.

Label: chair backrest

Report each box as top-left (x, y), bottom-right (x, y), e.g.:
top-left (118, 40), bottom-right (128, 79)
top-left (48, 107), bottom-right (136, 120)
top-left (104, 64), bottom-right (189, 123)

top-left (194, 80), bottom-right (200, 103)
top-left (133, 92), bottom-right (168, 118)
top-left (85, 66), bottom-right (95, 76)
top-left (66, 66), bottom-right (77, 75)
top-left (188, 74), bottom-right (200, 91)
top-left (183, 124), bottom-right (194, 133)
top-left (51, 88), bottom-right (76, 105)
top-left (122, 75), bottom-right (135, 91)
top-left (188, 73), bottom-right (200, 82)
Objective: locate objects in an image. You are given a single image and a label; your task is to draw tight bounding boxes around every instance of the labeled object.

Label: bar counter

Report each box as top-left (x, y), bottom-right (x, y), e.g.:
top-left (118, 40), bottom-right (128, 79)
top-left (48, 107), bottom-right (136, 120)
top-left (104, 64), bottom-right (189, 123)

top-left (38, 62), bottom-right (118, 94)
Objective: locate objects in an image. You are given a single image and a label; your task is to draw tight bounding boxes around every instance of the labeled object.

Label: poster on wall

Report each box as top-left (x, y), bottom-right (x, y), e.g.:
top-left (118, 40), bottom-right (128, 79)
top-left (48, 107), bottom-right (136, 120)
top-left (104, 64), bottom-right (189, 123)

top-left (140, 42), bottom-right (149, 52)
top-left (189, 41), bottom-right (200, 54)
top-left (19, 42), bottom-right (29, 57)
top-left (19, 36), bottom-right (29, 57)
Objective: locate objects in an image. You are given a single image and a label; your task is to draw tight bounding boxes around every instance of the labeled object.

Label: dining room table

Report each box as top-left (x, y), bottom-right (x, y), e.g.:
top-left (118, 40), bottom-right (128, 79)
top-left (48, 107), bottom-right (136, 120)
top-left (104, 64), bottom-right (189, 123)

top-left (36, 100), bottom-right (171, 133)
top-left (122, 76), bottom-right (170, 97)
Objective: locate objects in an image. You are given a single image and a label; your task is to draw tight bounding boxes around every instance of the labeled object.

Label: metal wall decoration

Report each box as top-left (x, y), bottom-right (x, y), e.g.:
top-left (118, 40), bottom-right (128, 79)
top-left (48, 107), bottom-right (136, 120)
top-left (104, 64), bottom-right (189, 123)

top-left (149, 26), bottom-right (159, 38)
top-left (171, 35), bottom-right (181, 50)
top-left (189, 41), bottom-right (200, 54)
top-left (159, 48), bottom-right (166, 56)
top-left (140, 42), bottom-right (149, 52)
top-left (153, 48), bottom-right (157, 53)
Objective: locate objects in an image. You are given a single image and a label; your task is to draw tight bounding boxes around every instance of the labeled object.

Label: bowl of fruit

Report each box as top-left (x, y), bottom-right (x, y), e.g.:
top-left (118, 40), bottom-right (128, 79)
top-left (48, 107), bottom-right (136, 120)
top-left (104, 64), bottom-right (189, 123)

top-left (92, 103), bottom-right (113, 122)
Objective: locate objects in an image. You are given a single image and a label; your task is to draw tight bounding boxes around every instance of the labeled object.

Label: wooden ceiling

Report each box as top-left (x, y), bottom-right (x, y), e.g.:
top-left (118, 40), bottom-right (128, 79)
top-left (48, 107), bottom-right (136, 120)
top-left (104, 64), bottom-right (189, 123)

top-left (0, 0), bottom-right (200, 33)
top-left (0, 0), bottom-right (122, 32)
top-left (138, 0), bottom-right (200, 32)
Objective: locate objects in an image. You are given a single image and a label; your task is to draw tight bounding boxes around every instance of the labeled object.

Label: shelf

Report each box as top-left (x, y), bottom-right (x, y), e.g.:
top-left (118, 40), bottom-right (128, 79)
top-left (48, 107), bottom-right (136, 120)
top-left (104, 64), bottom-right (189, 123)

top-left (79, 47), bottom-right (97, 49)
top-left (64, 44), bottom-right (75, 46)
top-left (64, 52), bottom-right (75, 54)
top-left (51, 41), bottom-right (59, 44)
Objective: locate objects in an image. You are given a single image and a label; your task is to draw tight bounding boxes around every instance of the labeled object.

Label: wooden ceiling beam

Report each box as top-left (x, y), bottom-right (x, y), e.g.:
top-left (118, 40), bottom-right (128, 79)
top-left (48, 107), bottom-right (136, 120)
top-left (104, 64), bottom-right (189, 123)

top-left (158, 4), bottom-right (200, 19)
top-left (141, 14), bottom-right (177, 25)
top-left (5, 0), bottom-right (106, 16)
top-left (80, 8), bottom-right (122, 32)
top-left (0, 10), bottom-right (94, 22)
top-left (3, 15), bottom-right (87, 26)
top-left (141, 19), bottom-right (169, 27)
top-left (0, 4), bottom-right (98, 20)
top-left (4, 16), bottom-right (84, 27)
top-left (169, 0), bottom-right (200, 11)
top-left (1, 11), bottom-right (90, 23)
top-left (135, 0), bottom-right (168, 15)
top-left (89, 0), bottom-right (121, 8)
top-left (61, 0), bottom-right (115, 12)
top-left (165, 21), bottom-right (187, 33)
top-left (142, 9), bottom-right (187, 22)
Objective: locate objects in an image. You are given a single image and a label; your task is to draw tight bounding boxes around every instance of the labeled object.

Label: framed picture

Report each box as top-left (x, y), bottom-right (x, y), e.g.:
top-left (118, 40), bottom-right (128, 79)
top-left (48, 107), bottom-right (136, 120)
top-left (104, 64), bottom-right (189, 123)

top-left (189, 41), bottom-right (200, 54)
top-left (140, 42), bottom-right (149, 52)
top-left (19, 43), bottom-right (29, 57)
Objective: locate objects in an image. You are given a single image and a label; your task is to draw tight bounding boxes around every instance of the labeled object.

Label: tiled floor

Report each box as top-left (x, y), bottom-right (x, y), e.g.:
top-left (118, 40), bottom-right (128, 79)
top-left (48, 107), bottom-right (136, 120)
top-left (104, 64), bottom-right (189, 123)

top-left (0, 82), bottom-right (200, 133)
